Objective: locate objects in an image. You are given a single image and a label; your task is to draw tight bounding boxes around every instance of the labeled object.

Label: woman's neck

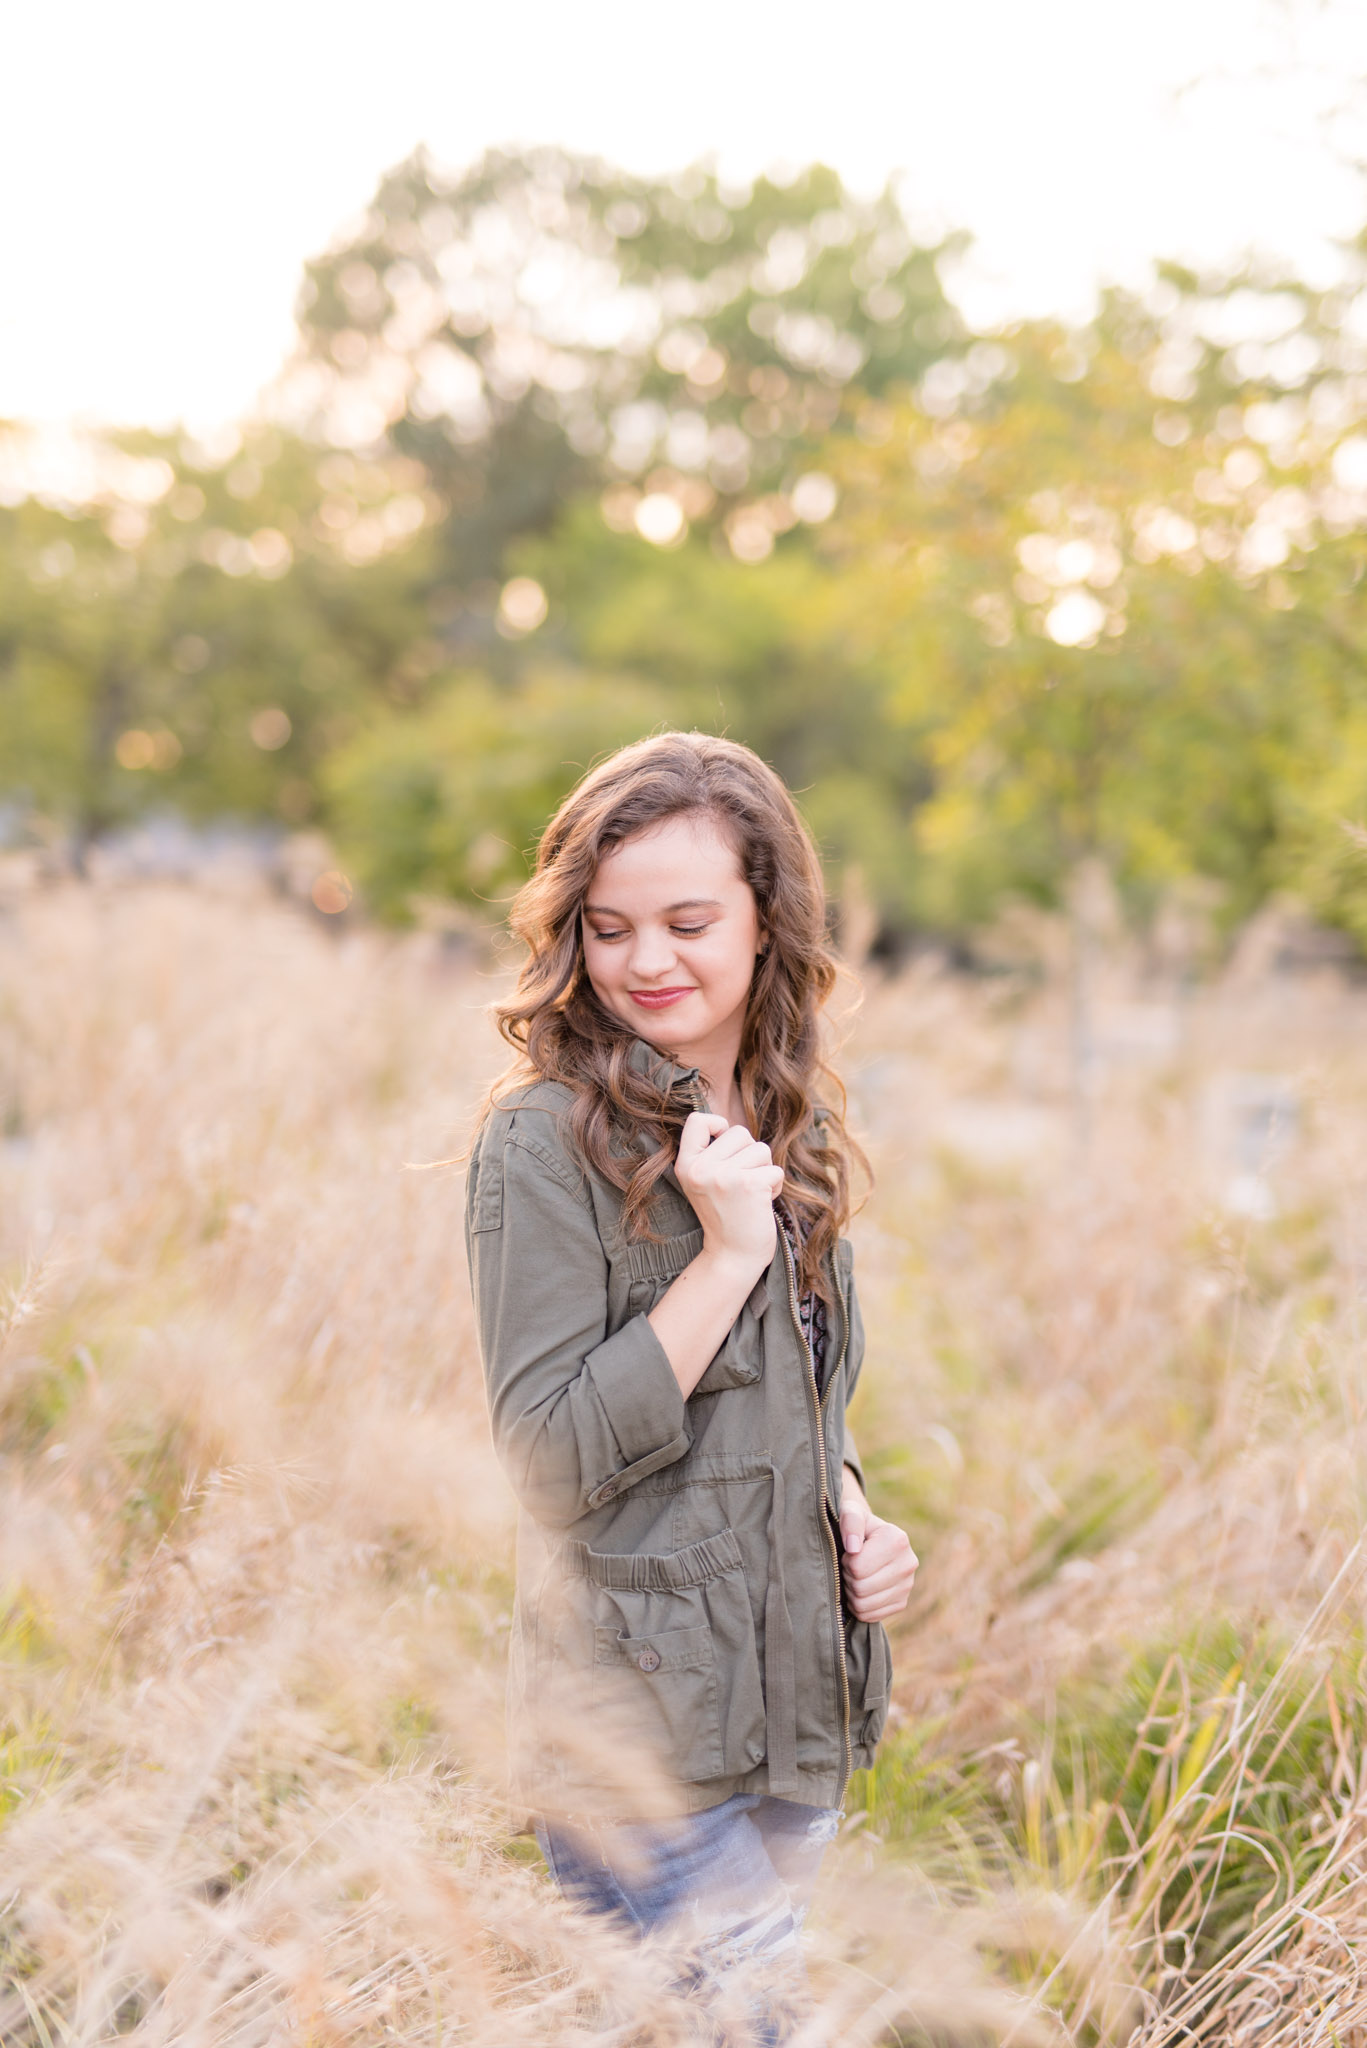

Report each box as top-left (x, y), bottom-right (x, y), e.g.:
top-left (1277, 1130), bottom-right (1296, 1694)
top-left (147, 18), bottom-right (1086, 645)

top-left (654, 1021), bottom-right (747, 1126)
top-left (688, 1046), bottom-right (746, 1124)
top-left (700, 1071), bottom-right (747, 1125)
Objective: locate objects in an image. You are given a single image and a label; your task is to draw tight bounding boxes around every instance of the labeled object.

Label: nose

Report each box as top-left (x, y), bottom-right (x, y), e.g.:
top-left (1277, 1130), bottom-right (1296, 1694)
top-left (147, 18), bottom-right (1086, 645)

top-left (628, 924), bottom-right (681, 981)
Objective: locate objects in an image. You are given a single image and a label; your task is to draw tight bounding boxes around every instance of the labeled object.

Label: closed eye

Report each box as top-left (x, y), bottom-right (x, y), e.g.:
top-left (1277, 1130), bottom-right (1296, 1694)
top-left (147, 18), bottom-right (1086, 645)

top-left (587, 922), bottom-right (712, 942)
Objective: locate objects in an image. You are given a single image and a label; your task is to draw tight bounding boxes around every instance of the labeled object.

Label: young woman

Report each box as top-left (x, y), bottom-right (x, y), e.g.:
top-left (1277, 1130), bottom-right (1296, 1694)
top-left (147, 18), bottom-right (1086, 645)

top-left (464, 733), bottom-right (917, 2036)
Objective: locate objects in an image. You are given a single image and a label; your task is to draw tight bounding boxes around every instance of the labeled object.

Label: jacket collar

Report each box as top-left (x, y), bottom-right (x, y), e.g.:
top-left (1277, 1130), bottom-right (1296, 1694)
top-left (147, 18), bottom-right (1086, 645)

top-left (626, 1036), bottom-right (831, 1143)
top-left (625, 1034), bottom-right (708, 1110)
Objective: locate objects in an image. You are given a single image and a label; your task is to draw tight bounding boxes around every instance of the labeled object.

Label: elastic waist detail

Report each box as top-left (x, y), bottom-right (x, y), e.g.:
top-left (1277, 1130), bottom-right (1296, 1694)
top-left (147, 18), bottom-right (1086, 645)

top-left (559, 1528), bottom-right (743, 1591)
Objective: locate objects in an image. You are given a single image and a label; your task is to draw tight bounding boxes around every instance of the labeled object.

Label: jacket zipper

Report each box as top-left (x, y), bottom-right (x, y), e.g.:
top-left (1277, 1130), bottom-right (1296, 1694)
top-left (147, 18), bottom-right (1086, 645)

top-left (778, 1221), bottom-right (853, 1799)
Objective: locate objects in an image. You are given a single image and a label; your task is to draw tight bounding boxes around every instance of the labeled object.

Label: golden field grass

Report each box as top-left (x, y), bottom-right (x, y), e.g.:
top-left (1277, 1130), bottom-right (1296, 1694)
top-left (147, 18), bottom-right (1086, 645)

top-left (3, 879), bottom-right (1367, 2045)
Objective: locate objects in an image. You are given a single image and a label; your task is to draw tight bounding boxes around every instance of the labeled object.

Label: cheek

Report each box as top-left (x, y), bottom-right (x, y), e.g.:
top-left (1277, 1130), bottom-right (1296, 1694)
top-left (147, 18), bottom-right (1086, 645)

top-left (584, 944), bottom-right (623, 993)
top-left (699, 935), bottom-right (760, 1004)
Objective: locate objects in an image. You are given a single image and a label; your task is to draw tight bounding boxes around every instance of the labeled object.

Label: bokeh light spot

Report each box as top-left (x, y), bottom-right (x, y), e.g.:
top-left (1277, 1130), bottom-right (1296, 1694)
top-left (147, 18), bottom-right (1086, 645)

top-left (116, 730), bottom-right (155, 770)
top-left (249, 708), bottom-right (292, 751)
top-left (1332, 438), bottom-right (1367, 491)
top-left (791, 473), bottom-right (838, 523)
top-left (248, 528), bottom-right (293, 576)
top-left (168, 483), bottom-right (206, 521)
top-left (1045, 591), bottom-right (1106, 647)
top-left (726, 510), bottom-right (775, 564)
top-left (1055, 539), bottom-right (1096, 584)
top-left (633, 494), bottom-right (686, 546)
top-left (685, 348), bottom-right (727, 394)
top-left (116, 728), bottom-right (181, 771)
top-left (496, 577), bottom-right (548, 635)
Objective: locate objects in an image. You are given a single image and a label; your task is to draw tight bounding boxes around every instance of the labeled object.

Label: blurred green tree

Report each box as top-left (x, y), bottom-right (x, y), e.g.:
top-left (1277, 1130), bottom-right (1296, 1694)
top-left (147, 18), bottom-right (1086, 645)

top-left (1, 423), bottom-right (441, 841)
top-left (6, 155), bottom-right (1367, 966)
top-left (809, 266), bottom-right (1367, 945)
top-left (0, 494), bottom-right (160, 859)
top-left (321, 666), bottom-right (674, 920)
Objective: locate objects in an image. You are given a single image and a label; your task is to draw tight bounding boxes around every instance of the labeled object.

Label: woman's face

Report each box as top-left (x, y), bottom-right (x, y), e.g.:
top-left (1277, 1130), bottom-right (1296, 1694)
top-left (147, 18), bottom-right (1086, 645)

top-left (582, 813), bottom-right (764, 1065)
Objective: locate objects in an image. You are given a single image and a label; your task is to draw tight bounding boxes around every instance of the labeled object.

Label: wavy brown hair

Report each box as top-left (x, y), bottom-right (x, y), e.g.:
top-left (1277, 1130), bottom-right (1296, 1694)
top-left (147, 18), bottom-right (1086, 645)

top-left (484, 732), bottom-right (868, 1298)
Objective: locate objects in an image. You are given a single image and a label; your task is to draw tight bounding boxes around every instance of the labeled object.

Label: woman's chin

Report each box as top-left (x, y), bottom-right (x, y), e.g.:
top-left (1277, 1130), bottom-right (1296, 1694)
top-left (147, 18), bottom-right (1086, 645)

top-left (633, 1015), bottom-right (691, 1047)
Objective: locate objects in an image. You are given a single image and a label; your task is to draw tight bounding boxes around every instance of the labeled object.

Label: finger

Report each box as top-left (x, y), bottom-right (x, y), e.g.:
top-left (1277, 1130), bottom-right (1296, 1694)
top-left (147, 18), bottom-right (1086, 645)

top-left (856, 1578), bottom-right (916, 1613)
top-left (848, 1590), bottom-right (912, 1622)
top-left (677, 1112), bottom-right (729, 1161)
top-left (843, 1545), bottom-right (916, 1590)
top-left (839, 1509), bottom-right (865, 1556)
top-left (764, 1167), bottom-right (785, 1197)
top-left (846, 1529), bottom-right (916, 1573)
top-left (703, 1124), bottom-right (758, 1161)
top-left (844, 1558), bottom-right (917, 1597)
top-left (727, 1145), bottom-right (778, 1178)
top-left (844, 1540), bottom-right (917, 1584)
top-left (842, 1535), bottom-right (893, 1579)
top-left (720, 1133), bottom-right (775, 1167)
top-left (844, 1559), bottom-right (916, 1603)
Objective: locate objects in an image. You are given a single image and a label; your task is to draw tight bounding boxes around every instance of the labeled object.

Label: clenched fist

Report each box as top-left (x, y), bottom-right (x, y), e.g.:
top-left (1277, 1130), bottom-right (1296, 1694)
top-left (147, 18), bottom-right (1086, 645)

top-left (675, 1111), bottom-right (785, 1279)
top-left (838, 1475), bottom-right (918, 1623)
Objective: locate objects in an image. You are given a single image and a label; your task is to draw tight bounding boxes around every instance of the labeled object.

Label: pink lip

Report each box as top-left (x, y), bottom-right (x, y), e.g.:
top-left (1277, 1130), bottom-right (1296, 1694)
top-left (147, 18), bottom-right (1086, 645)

top-left (629, 988), bottom-right (696, 1009)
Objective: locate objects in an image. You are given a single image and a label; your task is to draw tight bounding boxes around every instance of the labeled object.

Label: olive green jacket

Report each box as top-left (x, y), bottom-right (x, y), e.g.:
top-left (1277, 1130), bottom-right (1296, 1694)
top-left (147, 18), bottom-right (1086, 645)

top-left (463, 1040), bottom-right (891, 1820)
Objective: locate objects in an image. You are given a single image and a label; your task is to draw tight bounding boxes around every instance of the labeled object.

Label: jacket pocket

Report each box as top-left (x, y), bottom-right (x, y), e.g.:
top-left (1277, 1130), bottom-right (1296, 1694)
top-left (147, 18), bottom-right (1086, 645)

top-left (567, 1528), bottom-right (767, 1784)
top-left (845, 1615), bottom-right (892, 1754)
top-left (623, 1229), bottom-right (767, 1394)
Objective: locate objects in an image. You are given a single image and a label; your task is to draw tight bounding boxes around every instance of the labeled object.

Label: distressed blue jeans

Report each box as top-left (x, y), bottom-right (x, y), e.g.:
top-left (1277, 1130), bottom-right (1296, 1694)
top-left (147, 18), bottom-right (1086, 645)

top-left (537, 1793), bottom-right (841, 2044)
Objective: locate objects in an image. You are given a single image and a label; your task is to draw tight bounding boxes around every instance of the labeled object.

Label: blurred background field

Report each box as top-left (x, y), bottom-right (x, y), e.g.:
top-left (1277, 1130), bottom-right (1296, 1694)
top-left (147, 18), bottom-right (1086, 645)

top-left (9, 1), bottom-right (1367, 2037)
top-left (3, 878), bottom-right (1367, 2043)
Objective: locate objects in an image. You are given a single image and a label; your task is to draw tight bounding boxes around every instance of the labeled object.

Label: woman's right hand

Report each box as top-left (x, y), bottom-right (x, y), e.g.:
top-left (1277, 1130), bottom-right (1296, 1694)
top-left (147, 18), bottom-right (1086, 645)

top-left (675, 1112), bottom-right (785, 1277)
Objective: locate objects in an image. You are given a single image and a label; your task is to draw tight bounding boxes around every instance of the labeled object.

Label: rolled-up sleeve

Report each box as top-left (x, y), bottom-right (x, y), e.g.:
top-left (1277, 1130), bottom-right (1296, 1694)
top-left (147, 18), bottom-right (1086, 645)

top-left (464, 1126), bottom-right (691, 1527)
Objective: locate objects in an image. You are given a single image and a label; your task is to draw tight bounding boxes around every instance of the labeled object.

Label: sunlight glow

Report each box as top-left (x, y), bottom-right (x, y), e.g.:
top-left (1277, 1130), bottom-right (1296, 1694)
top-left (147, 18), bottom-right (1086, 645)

top-left (633, 493), bottom-right (686, 546)
top-left (1044, 591), bottom-right (1107, 647)
top-left (496, 577), bottom-right (549, 635)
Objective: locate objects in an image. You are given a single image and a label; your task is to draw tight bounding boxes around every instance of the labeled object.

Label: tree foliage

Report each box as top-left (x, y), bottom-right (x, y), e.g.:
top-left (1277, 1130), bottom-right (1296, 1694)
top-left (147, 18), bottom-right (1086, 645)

top-left (4, 150), bottom-right (1367, 948)
top-left (288, 147), bottom-right (966, 575)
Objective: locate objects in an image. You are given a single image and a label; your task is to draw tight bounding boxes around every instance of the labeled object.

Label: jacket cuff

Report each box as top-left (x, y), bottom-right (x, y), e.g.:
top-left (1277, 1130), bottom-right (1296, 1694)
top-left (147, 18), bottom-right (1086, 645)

top-left (583, 1312), bottom-right (691, 1509)
top-left (841, 1428), bottom-right (868, 1496)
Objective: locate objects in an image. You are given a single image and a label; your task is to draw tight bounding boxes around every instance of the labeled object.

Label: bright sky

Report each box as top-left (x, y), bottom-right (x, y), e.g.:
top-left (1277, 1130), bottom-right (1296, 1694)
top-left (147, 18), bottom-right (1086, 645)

top-left (5, 0), bottom-right (1366, 435)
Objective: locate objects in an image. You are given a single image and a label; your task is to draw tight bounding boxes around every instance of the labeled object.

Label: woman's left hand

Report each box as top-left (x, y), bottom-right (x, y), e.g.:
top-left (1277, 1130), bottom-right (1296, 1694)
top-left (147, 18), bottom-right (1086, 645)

top-left (838, 1476), bottom-right (918, 1623)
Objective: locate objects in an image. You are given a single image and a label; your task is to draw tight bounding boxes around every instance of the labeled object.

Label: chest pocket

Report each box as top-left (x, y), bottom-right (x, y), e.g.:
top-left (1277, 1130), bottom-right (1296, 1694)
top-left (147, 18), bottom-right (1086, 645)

top-left (622, 1228), bottom-right (768, 1395)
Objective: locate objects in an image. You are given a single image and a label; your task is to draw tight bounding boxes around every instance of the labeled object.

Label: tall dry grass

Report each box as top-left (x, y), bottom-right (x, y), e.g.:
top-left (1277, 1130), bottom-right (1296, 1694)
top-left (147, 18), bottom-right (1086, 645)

top-left (2, 879), bottom-right (1366, 2044)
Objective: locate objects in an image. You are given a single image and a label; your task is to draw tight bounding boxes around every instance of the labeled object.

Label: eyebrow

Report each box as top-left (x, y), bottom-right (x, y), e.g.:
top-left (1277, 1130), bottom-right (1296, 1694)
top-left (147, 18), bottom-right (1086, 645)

top-left (583, 898), bottom-right (725, 918)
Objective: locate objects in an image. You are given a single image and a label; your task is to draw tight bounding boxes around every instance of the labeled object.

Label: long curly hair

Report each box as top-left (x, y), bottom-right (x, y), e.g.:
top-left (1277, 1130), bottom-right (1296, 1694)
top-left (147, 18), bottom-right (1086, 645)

top-left (485, 732), bottom-right (868, 1299)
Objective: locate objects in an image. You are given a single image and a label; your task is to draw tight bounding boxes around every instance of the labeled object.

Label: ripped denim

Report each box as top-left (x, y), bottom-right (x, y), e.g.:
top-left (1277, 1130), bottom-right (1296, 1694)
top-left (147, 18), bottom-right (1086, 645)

top-left (536, 1793), bottom-right (841, 2045)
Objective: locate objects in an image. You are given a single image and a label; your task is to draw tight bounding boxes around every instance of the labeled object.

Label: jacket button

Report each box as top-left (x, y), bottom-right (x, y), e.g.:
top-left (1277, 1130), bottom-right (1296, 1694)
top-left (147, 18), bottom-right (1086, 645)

top-left (637, 1646), bottom-right (661, 1673)
top-left (596, 1480), bottom-right (618, 1503)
